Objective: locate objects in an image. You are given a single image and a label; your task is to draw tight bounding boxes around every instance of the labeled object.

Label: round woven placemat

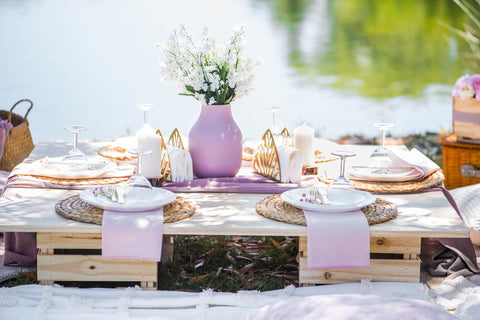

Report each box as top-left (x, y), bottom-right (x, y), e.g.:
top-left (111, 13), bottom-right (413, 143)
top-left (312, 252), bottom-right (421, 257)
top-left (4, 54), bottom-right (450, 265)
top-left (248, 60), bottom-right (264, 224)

top-left (55, 195), bottom-right (196, 225)
top-left (350, 171), bottom-right (444, 193)
top-left (256, 194), bottom-right (397, 226)
top-left (20, 174), bottom-right (130, 186)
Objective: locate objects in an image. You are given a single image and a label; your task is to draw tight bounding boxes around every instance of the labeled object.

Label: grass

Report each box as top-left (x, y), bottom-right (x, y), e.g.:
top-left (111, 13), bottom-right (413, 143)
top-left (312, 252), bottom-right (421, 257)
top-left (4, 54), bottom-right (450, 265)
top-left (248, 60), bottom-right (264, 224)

top-left (157, 236), bottom-right (298, 292)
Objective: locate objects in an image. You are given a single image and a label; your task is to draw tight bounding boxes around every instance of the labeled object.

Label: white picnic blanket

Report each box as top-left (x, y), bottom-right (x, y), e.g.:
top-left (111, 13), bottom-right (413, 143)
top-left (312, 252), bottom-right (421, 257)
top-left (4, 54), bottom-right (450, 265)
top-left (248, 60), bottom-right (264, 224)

top-left (2, 278), bottom-right (480, 319)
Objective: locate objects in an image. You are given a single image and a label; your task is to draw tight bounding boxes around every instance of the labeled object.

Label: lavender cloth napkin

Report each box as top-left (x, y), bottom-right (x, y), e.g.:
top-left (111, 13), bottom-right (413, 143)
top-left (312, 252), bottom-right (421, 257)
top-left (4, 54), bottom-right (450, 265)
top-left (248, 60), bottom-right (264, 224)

top-left (304, 209), bottom-right (370, 269)
top-left (102, 208), bottom-right (164, 261)
top-left (420, 186), bottom-right (480, 278)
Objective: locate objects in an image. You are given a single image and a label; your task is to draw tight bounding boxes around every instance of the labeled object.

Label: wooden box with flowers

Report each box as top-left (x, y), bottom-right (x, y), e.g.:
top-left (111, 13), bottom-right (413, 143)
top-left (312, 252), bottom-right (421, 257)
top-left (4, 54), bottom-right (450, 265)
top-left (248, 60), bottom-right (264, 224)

top-left (452, 75), bottom-right (480, 143)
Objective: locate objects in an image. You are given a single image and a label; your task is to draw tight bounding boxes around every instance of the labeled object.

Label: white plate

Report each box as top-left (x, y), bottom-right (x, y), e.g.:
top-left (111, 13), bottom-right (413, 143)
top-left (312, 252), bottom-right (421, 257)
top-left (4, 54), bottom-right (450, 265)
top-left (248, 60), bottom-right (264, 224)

top-left (281, 188), bottom-right (376, 213)
top-left (33, 157), bottom-right (116, 179)
top-left (349, 166), bottom-right (422, 182)
top-left (80, 187), bottom-right (176, 212)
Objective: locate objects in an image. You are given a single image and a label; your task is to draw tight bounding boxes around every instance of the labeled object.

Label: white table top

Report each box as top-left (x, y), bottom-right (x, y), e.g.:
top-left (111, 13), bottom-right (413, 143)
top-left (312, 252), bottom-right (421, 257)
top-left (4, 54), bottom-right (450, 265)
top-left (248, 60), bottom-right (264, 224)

top-left (0, 187), bottom-right (468, 238)
top-left (0, 141), bottom-right (469, 238)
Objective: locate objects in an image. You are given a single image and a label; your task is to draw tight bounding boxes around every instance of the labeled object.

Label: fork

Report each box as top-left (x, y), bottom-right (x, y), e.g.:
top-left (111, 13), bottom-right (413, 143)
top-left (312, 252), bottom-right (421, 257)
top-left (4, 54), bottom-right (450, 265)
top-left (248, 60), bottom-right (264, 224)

top-left (308, 186), bottom-right (330, 205)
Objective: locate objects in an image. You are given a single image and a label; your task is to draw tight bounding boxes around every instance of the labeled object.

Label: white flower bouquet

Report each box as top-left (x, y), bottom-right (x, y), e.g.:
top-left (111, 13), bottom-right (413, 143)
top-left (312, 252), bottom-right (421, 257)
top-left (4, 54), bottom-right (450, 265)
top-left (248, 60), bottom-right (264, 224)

top-left (156, 25), bottom-right (261, 106)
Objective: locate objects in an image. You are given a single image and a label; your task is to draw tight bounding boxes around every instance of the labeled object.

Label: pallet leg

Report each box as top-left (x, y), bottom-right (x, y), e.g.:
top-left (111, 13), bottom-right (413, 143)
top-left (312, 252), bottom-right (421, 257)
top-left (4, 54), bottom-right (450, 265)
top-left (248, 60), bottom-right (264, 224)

top-left (161, 236), bottom-right (174, 263)
top-left (140, 281), bottom-right (157, 290)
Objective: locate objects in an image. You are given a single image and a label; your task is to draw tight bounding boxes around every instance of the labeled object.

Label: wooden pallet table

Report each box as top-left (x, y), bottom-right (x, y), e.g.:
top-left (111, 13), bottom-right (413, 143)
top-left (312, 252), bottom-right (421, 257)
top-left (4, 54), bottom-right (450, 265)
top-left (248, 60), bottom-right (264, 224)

top-left (0, 186), bottom-right (469, 287)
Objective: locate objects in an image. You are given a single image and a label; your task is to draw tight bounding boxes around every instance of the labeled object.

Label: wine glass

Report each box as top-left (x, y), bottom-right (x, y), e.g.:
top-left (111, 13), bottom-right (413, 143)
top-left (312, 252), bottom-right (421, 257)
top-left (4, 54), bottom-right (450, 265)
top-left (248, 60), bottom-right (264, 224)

top-left (369, 123), bottom-right (394, 169)
top-left (63, 125), bottom-right (87, 167)
top-left (328, 150), bottom-right (356, 190)
top-left (124, 149), bottom-right (153, 201)
top-left (137, 104), bottom-right (154, 130)
top-left (264, 106), bottom-right (281, 136)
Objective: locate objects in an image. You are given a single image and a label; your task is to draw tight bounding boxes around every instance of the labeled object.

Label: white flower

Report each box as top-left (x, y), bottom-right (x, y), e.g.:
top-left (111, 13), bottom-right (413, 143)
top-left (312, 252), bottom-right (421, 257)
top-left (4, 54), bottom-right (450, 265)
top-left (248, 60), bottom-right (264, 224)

top-left (156, 24), bottom-right (261, 105)
top-left (459, 83), bottom-right (475, 99)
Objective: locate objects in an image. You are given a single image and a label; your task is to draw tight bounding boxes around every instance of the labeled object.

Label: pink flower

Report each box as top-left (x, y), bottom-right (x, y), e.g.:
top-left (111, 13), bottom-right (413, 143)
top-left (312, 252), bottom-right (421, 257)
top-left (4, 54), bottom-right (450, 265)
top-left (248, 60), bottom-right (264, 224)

top-left (471, 75), bottom-right (480, 100)
top-left (453, 75), bottom-right (475, 98)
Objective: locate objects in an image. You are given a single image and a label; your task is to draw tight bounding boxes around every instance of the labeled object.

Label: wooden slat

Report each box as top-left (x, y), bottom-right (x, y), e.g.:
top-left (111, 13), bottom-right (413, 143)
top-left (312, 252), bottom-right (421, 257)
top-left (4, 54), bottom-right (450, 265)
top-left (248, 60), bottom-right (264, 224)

top-left (299, 258), bottom-right (421, 284)
top-left (299, 236), bottom-right (421, 255)
top-left (37, 254), bottom-right (157, 282)
top-left (454, 121), bottom-right (480, 140)
top-left (38, 232), bottom-right (102, 249)
top-left (38, 232), bottom-right (174, 263)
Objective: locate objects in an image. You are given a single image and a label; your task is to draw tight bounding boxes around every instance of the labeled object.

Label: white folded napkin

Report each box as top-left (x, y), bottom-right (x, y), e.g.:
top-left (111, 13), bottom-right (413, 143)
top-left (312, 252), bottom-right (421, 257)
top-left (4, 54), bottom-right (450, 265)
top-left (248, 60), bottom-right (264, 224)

top-left (349, 148), bottom-right (439, 182)
top-left (277, 145), bottom-right (303, 183)
top-left (167, 146), bottom-right (193, 182)
top-left (388, 148), bottom-right (439, 177)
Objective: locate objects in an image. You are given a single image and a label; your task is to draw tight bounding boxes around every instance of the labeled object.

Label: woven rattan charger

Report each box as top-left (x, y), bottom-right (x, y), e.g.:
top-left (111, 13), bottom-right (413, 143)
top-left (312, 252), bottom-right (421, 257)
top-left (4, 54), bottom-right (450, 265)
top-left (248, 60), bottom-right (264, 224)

top-left (351, 171), bottom-right (444, 193)
top-left (256, 194), bottom-right (397, 226)
top-left (56, 195), bottom-right (196, 225)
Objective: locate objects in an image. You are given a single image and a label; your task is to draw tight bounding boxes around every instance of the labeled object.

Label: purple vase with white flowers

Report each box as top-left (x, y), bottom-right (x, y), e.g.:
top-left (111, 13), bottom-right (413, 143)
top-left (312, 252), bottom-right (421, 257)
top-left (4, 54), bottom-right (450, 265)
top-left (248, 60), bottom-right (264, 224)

top-left (189, 104), bottom-right (242, 178)
top-left (156, 24), bottom-right (261, 177)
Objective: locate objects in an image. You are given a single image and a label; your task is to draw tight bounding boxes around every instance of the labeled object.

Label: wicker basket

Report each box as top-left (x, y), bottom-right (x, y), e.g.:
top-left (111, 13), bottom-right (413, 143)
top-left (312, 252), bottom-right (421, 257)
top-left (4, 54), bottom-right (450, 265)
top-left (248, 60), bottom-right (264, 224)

top-left (0, 99), bottom-right (34, 171)
top-left (440, 139), bottom-right (480, 189)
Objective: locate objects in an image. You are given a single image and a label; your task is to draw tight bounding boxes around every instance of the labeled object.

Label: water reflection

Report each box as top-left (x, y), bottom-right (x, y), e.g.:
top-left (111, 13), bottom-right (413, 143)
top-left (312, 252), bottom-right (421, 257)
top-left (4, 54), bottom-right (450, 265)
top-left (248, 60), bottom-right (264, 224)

top-left (0, 0), bottom-right (470, 142)
top-left (274, 0), bottom-right (468, 98)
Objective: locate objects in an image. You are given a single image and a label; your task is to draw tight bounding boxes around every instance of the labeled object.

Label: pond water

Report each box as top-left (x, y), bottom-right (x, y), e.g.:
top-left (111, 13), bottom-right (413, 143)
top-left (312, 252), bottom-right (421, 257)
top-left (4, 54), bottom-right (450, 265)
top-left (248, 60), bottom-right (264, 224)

top-left (0, 0), bottom-right (470, 143)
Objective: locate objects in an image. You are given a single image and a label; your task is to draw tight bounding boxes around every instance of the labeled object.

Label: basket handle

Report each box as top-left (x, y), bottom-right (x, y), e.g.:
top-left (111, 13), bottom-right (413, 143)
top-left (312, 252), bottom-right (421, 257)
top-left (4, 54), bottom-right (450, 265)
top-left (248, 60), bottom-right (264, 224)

top-left (8, 99), bottom-right (34, 123)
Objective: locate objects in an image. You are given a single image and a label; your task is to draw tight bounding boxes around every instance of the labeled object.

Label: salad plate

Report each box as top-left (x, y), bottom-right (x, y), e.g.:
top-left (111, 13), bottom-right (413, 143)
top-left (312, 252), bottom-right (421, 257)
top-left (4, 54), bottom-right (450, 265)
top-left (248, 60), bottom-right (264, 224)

top-left (80, 186), bottom-right (176, 212)
top-left (281, 188), bottom-right (375, 213)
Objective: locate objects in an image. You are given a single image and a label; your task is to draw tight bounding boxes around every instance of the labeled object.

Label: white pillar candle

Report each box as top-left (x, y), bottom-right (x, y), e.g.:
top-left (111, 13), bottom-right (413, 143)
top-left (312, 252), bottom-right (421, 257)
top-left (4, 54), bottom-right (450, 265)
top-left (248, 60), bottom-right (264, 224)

top-left (294, 123), bottom-right (315, 166)
top-left (136, 124), bottom-right (163, 178)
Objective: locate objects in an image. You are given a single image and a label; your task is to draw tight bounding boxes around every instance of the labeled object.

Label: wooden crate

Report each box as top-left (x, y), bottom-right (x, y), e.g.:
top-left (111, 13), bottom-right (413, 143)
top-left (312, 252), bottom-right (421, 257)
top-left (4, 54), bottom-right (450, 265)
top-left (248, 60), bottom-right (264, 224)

top-left (298, 236), bottom-right (421, 285)
top-left (36, 232), bottom-right (160, 289)
top-left (453, 96), bottom-right (480, 143)
top-left (440, 140), bottom-right (480, 189)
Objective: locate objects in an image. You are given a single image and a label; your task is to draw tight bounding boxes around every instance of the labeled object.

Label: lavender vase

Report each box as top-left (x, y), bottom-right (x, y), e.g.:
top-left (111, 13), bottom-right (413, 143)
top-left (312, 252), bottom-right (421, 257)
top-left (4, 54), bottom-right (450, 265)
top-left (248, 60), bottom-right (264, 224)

top-left (189, 104), bottom-right (242, 178)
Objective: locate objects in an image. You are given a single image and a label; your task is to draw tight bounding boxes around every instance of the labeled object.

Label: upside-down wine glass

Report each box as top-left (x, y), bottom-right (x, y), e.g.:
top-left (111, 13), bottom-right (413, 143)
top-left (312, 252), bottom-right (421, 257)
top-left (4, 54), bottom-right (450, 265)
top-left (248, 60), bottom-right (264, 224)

top-left (264, 106), bottom-right (281, 136)
top-left (137, 104), bottom-right (154, 130)
top-left (63, 125), bottom-right (87, 165)
top-left (328, 150), bottom-right (356, 190)
top-left (369, 123), bottom-right (394, 169)
top-left (124, 149), bottom-right (153, 201)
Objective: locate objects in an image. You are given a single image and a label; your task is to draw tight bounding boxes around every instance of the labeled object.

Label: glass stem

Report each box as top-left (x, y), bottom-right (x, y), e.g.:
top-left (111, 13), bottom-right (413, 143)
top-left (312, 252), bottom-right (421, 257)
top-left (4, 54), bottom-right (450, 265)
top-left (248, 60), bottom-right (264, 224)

top-left (144, 111), bottom-right (149, 125)
top-left (136, 154), bottom-right (142, 175)
top-left (73, 132), bottom-right (78, 150)
top-left (381, 129), bottom-right (386, 148)
top-left (339, 157), bottom-right (346, 178)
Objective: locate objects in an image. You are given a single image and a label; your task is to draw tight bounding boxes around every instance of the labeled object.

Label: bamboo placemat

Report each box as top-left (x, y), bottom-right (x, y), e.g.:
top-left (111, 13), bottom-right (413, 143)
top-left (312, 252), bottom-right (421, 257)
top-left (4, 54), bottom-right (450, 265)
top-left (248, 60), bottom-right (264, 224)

top-left (350, 171), bottom-right (444, 193)
top-left (256, 194), bottom-right (397, 226)
top-left (56, 195), bottom-right (196, 225)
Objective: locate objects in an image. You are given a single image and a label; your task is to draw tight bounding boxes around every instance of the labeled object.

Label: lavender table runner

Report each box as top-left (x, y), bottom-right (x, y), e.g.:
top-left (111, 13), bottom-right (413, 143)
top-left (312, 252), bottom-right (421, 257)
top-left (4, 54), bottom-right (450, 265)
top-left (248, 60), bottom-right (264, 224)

top-left (163, 175), bottom-right (302, 194)
top-left (163, 163), bottom-right (304, 193)
top-left (419, 186), bottom-right (480, 278)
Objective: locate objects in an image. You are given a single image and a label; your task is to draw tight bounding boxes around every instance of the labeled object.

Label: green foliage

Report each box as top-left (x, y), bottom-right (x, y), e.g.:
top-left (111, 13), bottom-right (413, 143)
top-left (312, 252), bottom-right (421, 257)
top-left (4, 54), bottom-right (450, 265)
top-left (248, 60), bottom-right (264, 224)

top-left (271, 0), bottom-right (469, 98)
top-left (445, 0), bottom-right (480, 70)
